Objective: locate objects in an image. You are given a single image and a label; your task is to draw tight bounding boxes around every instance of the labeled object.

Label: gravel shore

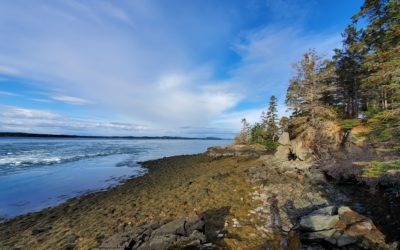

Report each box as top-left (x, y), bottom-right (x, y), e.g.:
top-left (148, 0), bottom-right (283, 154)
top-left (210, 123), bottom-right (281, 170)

top-left (0, 154), bottom-right (268, 249)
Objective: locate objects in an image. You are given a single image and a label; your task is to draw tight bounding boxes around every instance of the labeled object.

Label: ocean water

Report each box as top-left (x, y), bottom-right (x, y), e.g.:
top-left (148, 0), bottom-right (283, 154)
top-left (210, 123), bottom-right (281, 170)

top-left (0, 137), bottom-right (229, 219)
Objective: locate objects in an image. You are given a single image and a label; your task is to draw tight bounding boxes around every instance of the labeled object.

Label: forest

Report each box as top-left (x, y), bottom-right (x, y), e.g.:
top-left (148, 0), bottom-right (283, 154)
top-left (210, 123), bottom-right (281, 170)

top-left (235, 0), bottom-right (399, 162)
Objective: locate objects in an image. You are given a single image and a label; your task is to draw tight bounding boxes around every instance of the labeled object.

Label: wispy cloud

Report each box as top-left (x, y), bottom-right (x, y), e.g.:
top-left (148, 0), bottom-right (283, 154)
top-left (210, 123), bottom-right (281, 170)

top-left (0, 106), bottom-right (61, 119)
top-left (0, 106), bottom-right (148, 135)
top-left (229, 25), bottom-right (341, 100)
top-left (50, 95), bottom-right (93, 105)
top-left (0, 91), bottom-right (20, 97)
top-left (30, 98), bottom-right (53, 103)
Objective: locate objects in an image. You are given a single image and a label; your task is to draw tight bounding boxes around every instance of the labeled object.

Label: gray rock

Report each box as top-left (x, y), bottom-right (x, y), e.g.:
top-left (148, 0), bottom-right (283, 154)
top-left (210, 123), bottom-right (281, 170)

top-left (152, 218), bottom-right (186, 237)
top-left (98, 216), bottom-right (209, 250)
top-left (98, 232), bottom-right (132, 249)
top-left (309, 206), bottom-right (337, 216)
top-left (305, 229), bottom-right (336, 241)
top-left (274, 145), bottom-right (290, 161)
top-left (300, 215), bottom-right (339, 231)
top-left (278, 132), bottom-right (290, 145)
top-left (307, 169), bottom-right (327, 185)
top-left (146, 235), bottom-right (177, 250)
top-left (185, 215), bottom-right (205, 233)
top-left (336, 234), bottom-right (357, 247)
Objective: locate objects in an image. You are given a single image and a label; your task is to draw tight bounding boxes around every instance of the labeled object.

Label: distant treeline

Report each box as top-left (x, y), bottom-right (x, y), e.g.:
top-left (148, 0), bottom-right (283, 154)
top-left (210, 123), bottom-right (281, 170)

top-left (0, 132), bottom-right (224, 140)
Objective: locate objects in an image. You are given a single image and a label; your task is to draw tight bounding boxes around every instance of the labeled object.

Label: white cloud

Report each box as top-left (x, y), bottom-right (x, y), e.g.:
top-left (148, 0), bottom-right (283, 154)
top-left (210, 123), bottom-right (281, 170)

top-left (50, 95), bottom-right (93, 105)
top-left (0, 106), bottom-right (148, 135)
top-left (0, 91), bottom-right (20, 97)
top-left (0, 106), bottom-right (61, 119)
top-left (30, 98), bottom-right (53, 103)
top-left (0, 1), bottom-right (241, 129)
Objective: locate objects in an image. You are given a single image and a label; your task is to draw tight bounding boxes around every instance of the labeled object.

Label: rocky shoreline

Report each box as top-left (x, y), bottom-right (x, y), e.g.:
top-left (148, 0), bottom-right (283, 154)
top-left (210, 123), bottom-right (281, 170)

top-left (0, 147), bottom-right (398, 249)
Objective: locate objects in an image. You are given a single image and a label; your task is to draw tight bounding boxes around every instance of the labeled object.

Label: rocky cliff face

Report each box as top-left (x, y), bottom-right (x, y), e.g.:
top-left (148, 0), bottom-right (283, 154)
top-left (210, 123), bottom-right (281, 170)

top-left (274, 132), bottom-right (314, 161)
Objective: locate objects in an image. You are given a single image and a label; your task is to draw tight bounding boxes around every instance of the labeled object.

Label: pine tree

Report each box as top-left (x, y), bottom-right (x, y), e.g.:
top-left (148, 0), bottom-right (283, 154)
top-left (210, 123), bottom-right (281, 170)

top-left (353, 0), bottom-right (400, 148)
top-left (286, 49), bottom-right (337, 156)
top-left (353, 0), bottom-right (400, 111)
top-left (262, 95), bottom-right (279, 141)
top-left (233, 118), bottom-right (251, 145)
top-left (333, 25), bottom-right (365, 118)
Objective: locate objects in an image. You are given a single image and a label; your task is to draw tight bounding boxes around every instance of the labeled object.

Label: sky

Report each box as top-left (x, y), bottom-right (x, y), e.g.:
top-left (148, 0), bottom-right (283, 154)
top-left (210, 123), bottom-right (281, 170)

top-left (0, 0), bottom-right (364, 137)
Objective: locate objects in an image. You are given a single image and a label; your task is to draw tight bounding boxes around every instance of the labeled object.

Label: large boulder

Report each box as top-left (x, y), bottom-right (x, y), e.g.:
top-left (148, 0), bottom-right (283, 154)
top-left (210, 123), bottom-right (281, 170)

top-left (300, 215), bottom-right (339, 231)
top-left (278, 132), bottom-right (290, 145)
top-left (274, 145), bottom-right (291, 161)
top-left (290, 138), bottom-right (313, 161)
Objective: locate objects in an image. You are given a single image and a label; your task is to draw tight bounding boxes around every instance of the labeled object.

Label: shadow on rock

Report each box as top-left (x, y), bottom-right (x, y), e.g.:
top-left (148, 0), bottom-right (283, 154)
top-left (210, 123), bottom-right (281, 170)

top-left (200, 206), bottom-right (231, 243)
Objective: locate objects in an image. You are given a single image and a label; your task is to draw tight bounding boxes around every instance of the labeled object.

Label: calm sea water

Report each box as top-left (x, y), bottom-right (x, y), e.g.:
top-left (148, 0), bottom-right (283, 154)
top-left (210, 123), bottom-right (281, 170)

top-left (0, 137), bottom-right (229, 219)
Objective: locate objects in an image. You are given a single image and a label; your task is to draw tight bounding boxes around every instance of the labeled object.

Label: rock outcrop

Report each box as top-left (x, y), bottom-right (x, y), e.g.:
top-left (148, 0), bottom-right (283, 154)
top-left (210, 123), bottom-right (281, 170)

top-left (299, 206), bottom-right (396, 249)
top-left (274, 132), bottom-right (313, 161)
top-left (278, 132), bottom-right (290, 145)
top-left (290, 137), bottom-right (313, 161)
top-left (275, 132), bottom-right (292, 161)
top-left (97, 216), bottom-right (213, 250)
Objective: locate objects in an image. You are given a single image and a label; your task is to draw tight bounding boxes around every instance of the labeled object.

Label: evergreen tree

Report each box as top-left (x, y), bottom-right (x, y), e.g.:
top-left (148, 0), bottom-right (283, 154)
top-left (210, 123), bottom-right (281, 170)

top-left (353, 0), bottom-right (400, 111)
top-left (286, 50), bottom-right (337, 156)
top-left (233, 118), bottom-right (251, 145)
top-left (279, 116), bottom-right (289, 134)
top-left (262, 95), bottom-right (279, 141)
top-left (353, 0), bottom-right (400, 148)
top-left (333, 25), bottom-right (365, 118)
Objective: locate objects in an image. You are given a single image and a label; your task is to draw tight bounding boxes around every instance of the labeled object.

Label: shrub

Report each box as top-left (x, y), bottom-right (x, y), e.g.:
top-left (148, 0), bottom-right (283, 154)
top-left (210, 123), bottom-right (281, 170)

top-left (261, 139), bottom-right (279, 152)
top-left (355, 160), bottom-right (400, 178)
top-left (341, 119), bottom-right (361, 130)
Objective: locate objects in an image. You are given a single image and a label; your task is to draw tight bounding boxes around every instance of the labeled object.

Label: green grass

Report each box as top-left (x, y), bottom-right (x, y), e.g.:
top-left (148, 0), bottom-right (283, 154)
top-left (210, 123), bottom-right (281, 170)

top-left (354, 160), bottom-right (400, 178)
top-left (341, 119), bottom-right (361, 129)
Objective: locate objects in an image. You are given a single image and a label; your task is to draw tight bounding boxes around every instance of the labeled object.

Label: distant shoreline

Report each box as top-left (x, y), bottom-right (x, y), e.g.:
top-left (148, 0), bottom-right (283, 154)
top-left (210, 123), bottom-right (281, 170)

top-left (0, 132), bottom-right (228, 140)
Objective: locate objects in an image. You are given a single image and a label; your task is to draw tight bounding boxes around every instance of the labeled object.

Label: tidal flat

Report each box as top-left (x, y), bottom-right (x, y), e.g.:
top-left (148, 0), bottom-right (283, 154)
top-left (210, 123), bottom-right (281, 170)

top-left (0, 151), bottom-right (399, 249)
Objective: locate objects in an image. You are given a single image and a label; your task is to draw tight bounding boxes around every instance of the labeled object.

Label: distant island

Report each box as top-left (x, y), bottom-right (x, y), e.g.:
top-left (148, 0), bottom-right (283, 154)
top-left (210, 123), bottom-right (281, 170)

top-left (0, 132), bottom-right (226, 140)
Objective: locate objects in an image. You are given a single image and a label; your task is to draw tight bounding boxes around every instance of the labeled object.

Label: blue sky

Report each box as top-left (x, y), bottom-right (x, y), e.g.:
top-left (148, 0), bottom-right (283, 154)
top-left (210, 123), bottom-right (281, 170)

top-left (0, 0), bottom-right (363, 137)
